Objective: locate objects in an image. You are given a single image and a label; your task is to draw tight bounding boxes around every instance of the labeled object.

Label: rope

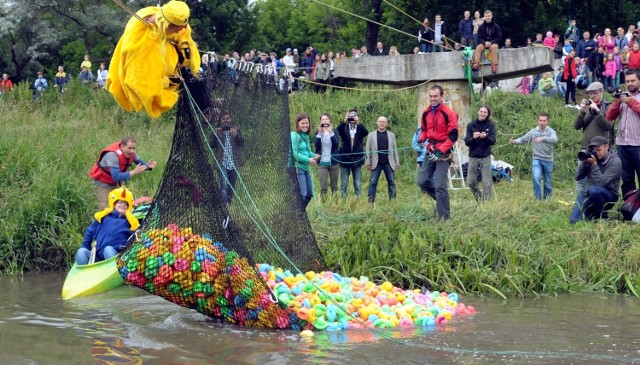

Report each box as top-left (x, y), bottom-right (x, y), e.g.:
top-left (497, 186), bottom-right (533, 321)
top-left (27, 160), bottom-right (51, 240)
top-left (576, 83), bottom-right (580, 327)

top-left (182, 77), bottom-right (406, 343)
top-left (110, 0), bottom-right (152, 28)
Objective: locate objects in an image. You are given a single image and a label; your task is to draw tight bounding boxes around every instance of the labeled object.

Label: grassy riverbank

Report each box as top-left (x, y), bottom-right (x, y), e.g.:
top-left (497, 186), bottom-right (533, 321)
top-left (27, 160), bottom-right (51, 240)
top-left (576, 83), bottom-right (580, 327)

top-left (2, 82), bottom-right (639, 297)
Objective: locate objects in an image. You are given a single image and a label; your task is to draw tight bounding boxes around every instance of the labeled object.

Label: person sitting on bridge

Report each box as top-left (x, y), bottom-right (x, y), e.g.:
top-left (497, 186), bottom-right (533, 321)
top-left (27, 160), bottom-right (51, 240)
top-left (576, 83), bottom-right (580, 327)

top-left (471, 10), bottom-right (502, 74)
top-left (75, 187), bottom-right (139, 265)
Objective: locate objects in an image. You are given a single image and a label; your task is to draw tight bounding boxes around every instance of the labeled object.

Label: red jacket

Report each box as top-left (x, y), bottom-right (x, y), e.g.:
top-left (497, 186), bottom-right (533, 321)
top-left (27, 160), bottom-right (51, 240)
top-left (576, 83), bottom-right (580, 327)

top-left (628, 50), bottom-right (640, 70)
top-left (88, 142), bottom-right (136, 186)
top-left (419, 103), bottom-right (459, 154)
top-left (563, 56), bottom-right (577, 81)
top-left (0, 79), bottom-right (13, 92)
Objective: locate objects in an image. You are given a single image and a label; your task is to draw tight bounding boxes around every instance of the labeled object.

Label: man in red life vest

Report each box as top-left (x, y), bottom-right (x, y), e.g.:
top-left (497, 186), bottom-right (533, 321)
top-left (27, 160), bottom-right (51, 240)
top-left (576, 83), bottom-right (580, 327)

top-left (89, 137), bottom-right (157, 210)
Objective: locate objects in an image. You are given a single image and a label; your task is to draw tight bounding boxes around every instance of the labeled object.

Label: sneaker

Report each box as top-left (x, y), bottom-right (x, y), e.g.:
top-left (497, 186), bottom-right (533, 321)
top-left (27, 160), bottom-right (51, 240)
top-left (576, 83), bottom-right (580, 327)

top-left (491, 65), bottom-right (497, 74)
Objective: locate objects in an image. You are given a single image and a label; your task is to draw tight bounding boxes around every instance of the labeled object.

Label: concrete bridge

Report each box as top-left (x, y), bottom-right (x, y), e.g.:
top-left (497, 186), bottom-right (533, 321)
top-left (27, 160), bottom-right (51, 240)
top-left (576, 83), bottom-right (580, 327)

top-left (333, 47), bottom-right (555, 161)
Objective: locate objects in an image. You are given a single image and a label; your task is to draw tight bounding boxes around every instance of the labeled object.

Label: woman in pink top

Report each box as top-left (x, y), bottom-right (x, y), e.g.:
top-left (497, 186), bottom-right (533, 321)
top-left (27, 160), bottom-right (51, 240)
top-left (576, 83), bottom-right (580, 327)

top-left (598, 28), bottom-right (616, 54)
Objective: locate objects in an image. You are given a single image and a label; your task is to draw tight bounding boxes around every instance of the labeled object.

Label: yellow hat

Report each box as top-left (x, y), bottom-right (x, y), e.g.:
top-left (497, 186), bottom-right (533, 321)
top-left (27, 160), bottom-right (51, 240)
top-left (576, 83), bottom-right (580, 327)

top-left (161, 0), bottom-right (190, 27)
top-left (94, 186), bottom-right (140, 230)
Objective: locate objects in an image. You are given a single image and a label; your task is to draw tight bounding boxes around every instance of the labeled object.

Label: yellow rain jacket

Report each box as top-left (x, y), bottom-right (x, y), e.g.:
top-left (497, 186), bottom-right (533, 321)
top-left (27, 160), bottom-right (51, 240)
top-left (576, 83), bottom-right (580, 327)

top-left (106, 6), bottom-right (200, 118)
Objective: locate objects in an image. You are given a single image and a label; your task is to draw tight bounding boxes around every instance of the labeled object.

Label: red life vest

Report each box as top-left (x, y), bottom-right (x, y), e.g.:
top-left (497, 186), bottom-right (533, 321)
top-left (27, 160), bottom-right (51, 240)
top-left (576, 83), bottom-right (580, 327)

top-left (88, 142), bottom-right (136, 186)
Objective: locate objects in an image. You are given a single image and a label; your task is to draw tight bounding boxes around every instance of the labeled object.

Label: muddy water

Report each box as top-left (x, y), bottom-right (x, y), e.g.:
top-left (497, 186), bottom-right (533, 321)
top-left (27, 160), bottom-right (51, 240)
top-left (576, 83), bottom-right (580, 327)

top-left (1, 272), bottom-right (639, 364)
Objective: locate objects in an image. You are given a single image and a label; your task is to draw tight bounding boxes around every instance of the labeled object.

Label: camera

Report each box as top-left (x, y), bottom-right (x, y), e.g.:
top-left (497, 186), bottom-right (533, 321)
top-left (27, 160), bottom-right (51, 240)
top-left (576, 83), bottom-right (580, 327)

top-left (347, 117), bottom-right (355, 123)
top-left (578, 149), bottom-right (596, 161)
top-left (584, 99), bottom-right (592, 106)
top-left (222, 126), bottom-right (231, 131)
top-left (321, 123), bottom-right (330, 128)
top-left (614, 89), bottom-right (630, 98)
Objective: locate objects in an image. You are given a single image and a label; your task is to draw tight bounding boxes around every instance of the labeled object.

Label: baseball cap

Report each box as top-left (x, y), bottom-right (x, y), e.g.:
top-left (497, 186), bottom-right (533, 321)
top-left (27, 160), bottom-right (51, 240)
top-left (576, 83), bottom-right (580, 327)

top-left (286, 48), bottom-right (292, 52)
top-left (586, 82), bottom-right (603, 92)
top-left (589, 136), bottom-right (609, 147)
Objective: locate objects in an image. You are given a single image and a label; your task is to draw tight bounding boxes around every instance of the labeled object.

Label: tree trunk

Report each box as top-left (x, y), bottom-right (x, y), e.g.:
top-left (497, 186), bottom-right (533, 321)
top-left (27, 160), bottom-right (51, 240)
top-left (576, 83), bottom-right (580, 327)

top-left (363, 0), bottom-right (383, 53)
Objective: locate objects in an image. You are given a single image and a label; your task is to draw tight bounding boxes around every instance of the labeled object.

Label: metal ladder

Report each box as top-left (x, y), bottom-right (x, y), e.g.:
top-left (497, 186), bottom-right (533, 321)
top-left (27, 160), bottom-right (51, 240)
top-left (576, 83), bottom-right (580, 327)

top-left (447, 142), bottom-right (467, 190)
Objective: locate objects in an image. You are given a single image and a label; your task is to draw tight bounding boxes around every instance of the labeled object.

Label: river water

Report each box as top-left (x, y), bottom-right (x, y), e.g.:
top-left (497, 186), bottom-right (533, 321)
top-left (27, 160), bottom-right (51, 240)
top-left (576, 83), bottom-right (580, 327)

top-left (1, 273), bottom-right (639, 364)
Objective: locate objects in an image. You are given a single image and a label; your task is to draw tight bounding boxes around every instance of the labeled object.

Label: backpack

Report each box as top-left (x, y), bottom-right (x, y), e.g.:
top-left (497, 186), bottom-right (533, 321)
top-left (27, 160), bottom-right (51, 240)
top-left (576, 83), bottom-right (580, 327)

top-left (619, 189), bottom-right (640, 221)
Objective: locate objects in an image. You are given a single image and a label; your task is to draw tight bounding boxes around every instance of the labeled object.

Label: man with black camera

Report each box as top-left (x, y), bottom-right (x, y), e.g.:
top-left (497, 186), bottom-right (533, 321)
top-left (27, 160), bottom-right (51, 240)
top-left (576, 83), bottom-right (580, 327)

top-left (605, 68), bottom-right (640, 197)
top-left (575, 82), bottom-right (613, 149)
top-left (336, 109), bottom-right (369, 198)
top-left (569, 136), bottom-right (621, 223)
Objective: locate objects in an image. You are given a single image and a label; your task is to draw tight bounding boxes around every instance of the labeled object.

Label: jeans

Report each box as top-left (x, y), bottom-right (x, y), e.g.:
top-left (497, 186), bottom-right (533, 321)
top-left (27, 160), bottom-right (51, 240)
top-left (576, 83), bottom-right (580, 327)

top-left (417, 158), bottom-right (450, 219)
top-left (367, 163), bottom-right (396, 201)
top-left (532, 159), bottom-right (554, 199)
top-left (434, 43), bottom-right (445, 52)
top-left (420, 43), bottom-right (432, 53)
top-left (530, 74), bottom-right (541, 94)
top-left (296, 169), bottom-right (313, 210)
top-left (617, 145), bottom-right (640, 197)
top-left (569, 186), bottom-right (618, 224)
top-left (557, 82), bottom-right (566, 98)
top-left (467, 156), bottom-right (492, 201)
top-left (585, 65), bottom-right (592, 86)
top-left (76, 246), bottom-right (118, 265)
top-left (540, 88), bottom-right (558, 97)
top-left (565, 80), bottom-right (576, 104)
top-left (220, 168), bottom-right (238, 204)
top-left (340, 164), bottom-right (363, 198)
top-left (604, 76), bottom-right (615, 93)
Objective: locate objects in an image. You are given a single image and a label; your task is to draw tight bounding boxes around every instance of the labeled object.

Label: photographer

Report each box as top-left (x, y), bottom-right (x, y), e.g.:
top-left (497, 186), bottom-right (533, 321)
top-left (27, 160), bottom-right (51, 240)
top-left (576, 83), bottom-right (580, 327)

top-left (605, 68), bottom-right (640, 197)
top-left (314, 114), bottom-right (340, 197)
top-left (336, 109), bottom-right (369, 198)
top-left (574, 82), bottom-right (613, 149)
top-left (569, 136), bottom-right (621, 223)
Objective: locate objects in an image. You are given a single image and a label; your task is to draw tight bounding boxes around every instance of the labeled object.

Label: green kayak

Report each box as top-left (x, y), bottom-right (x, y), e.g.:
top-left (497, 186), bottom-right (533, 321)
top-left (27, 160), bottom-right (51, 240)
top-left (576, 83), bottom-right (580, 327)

top-left (61, 255), bottom-right (124, 300)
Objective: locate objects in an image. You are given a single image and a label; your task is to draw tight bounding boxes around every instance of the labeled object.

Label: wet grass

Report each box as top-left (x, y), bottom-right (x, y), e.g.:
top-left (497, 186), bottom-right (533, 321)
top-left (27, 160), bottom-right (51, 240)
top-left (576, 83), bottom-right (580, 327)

top-left (2, 83), bottom-right (639, 298)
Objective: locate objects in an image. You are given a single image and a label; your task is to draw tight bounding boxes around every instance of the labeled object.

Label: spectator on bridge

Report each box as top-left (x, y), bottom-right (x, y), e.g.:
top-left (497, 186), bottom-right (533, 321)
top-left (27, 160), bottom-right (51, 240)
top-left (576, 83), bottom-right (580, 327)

top-left (389, 46), bottom-right (400, 56)
top-left (458, 10), bottom-right (473, 47)
top-left (564, 19), bottom-right (579, 47)
top-left (314, 54), bottom-right (329, 93)
top-left (418, 18), bottom-right (433, 53)
top-left (538, 72), bottom-right (558, 97)
top-left (300, 48), bottom-right (315, 79)
top-left (503, 38), bottom-right (513, 48)
top-left (433, 14), bottom-right (448, 52)
top-left (472, 11), bottom-right (483, 47)
top-left (543, 31), bottom-right (556, 48)
top-left (553, 35), bottom-right (563, 59)
top-left (472, 10), bottom-right (502, 74)
top-left (372, 42), bottom-right (388, 56)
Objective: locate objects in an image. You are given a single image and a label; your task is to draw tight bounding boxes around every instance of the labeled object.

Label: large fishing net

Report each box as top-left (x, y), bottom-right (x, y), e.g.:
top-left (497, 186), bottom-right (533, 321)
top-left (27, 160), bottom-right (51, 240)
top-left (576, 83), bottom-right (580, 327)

top-left (116, 66), bottom-right (326, 329)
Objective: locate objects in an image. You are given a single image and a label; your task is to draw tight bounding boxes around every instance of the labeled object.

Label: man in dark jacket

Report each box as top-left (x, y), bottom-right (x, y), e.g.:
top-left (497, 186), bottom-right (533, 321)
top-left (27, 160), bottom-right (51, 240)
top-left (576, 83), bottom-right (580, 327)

top-left (459, 11), bottom-right (474, 47)
top-left (472, 10), bottom-right (502, 73)
top-left (336, 109), bottom-right (369, 198)
top-left (372, 42), bottom-right (389, 56)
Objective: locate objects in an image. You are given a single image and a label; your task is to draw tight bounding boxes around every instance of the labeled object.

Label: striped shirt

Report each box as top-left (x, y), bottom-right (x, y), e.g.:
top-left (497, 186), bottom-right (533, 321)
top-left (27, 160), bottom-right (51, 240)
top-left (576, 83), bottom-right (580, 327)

top-left (608, 92), bottom-right (640, 146)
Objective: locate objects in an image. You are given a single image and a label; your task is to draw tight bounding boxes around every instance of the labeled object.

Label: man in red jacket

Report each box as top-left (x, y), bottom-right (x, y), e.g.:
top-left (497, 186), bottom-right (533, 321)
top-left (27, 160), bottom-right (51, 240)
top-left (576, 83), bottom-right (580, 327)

top-left (417, 85), bottom-right (459, 221)
top-left (89, 137), bottom-right (157, 210)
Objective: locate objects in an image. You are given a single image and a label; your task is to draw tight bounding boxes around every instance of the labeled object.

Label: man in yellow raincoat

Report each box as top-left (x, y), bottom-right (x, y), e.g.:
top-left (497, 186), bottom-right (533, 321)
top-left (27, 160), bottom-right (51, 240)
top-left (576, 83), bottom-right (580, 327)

top-left (107, 0), bottom-right (201, 118)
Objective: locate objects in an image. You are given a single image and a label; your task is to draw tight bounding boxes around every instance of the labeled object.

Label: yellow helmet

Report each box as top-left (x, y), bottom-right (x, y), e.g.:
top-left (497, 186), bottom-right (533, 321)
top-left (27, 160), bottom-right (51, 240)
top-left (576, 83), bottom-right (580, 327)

top-left (94, 186), bottom-right (140, 230)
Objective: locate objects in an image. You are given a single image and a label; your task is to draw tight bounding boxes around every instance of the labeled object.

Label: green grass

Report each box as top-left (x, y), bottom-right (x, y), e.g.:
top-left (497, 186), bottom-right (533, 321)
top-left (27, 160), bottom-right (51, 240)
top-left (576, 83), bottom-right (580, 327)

top-left (2, 82), bottom-right (639, 298)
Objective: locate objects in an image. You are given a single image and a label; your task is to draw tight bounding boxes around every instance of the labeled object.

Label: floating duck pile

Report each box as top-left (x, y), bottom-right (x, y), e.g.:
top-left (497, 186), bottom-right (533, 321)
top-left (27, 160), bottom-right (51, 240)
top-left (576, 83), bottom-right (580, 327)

top-left (118, 224), bottom-right (475, 332)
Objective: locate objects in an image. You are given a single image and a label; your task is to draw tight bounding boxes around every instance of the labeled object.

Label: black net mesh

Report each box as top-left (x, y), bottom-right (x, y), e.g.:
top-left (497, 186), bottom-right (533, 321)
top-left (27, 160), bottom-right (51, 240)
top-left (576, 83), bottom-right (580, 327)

top-left (116, 68), bottom-right (325, 329)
